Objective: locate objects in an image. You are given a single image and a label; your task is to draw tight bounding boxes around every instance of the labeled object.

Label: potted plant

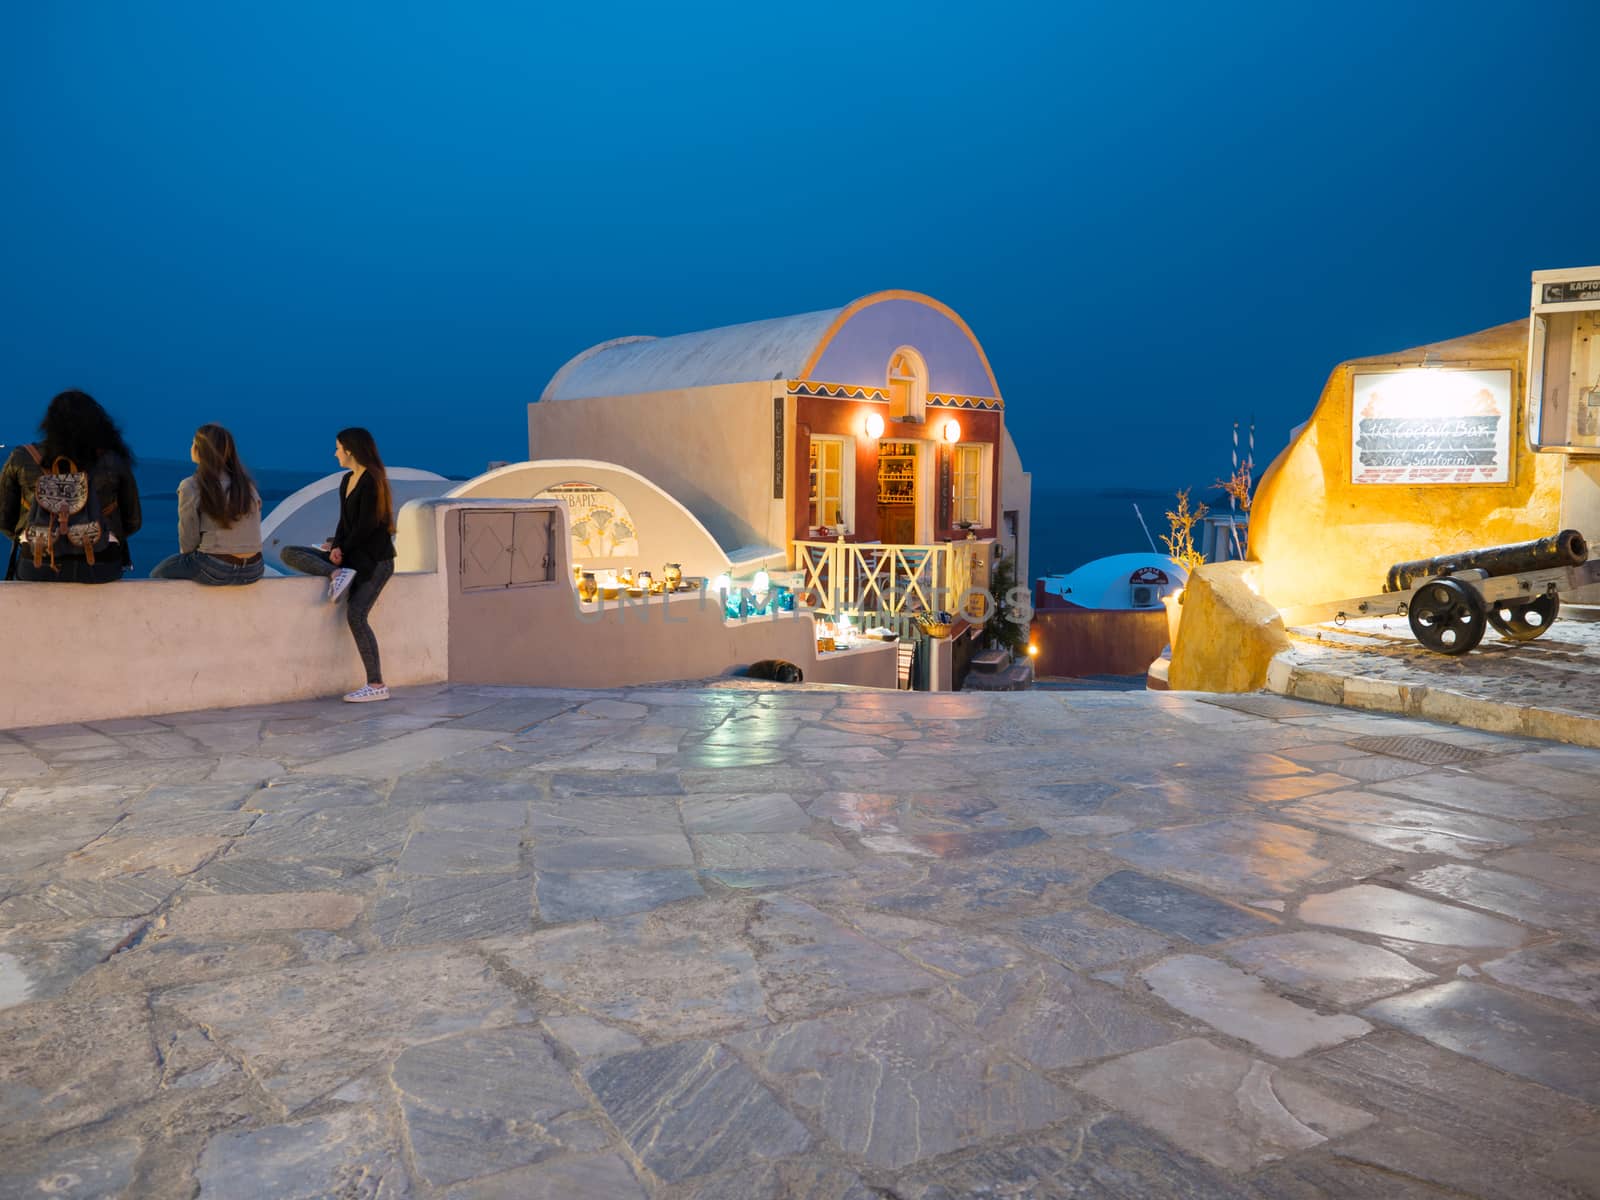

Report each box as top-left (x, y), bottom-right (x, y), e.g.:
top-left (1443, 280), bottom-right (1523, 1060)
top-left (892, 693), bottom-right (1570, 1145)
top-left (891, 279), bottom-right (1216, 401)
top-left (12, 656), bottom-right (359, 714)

top-left (1161, 489), bottom-right (1207, 648)
top-left (983, 556), bottom-right (1028, 657)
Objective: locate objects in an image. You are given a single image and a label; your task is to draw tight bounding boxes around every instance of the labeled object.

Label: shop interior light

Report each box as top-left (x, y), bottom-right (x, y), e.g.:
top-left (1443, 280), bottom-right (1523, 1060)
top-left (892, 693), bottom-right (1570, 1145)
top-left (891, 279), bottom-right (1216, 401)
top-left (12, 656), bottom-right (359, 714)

top-left (711, 573), bottom-right (731, 596)
top-left (865, 412), bottom-right (885, 439)
top-left (942, 418), bottom-right (961, 443)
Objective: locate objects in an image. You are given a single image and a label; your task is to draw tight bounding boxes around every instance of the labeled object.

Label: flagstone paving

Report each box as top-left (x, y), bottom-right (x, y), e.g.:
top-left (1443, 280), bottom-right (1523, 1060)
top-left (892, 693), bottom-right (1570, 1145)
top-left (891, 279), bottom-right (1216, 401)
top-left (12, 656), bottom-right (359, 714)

top-left (1, 682), bottom-right (1599, 1198)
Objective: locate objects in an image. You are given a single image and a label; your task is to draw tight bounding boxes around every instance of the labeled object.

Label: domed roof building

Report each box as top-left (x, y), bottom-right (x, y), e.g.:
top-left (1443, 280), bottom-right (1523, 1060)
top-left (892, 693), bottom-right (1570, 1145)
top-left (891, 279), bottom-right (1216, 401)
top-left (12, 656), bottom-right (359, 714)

top-left (530, 290), bottom-right (1032, 587)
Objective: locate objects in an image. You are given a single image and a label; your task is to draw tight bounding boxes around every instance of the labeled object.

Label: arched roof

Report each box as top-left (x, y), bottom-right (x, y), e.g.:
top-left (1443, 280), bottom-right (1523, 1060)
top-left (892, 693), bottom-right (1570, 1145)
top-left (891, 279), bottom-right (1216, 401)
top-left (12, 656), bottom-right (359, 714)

top-left (1039, 553), bottom-right (1187, 609)
top-left (540, 290), bottom-right (1001, 403)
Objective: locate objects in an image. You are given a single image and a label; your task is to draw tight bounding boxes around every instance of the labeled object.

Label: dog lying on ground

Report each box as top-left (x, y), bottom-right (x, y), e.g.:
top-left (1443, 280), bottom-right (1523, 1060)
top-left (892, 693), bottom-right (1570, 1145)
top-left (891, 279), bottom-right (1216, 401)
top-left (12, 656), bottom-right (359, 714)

top-left (744, 659), bottom-right (804, 683)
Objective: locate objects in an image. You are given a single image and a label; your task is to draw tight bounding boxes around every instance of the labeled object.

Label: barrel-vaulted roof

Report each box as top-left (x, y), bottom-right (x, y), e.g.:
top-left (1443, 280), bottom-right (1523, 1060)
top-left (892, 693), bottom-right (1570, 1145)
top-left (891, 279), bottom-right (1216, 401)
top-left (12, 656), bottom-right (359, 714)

top-left (539, 290), bottom-right (1001, 403)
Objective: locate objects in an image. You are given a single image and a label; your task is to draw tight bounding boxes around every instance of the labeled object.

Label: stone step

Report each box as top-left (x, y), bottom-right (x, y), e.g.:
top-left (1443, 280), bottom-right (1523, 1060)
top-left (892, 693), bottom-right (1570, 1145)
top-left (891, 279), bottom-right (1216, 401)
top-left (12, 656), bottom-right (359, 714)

top-left (964, 662), bottom-right (1034, 691)
top-left (971, 649), bottom-right (1011, 673)
top-left (1146, 647), bottom-right (1171, 691)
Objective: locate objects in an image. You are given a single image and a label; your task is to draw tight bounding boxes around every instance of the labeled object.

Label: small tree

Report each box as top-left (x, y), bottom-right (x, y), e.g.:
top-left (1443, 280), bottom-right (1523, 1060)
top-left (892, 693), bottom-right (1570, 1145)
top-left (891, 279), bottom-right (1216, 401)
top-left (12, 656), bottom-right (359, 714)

top-left (1162, 488), bottom-right (1208, 572)
top-left (983, 554), bottom-right (1029, 655)
top-left (1212, 462), bottom-right (1253, 559)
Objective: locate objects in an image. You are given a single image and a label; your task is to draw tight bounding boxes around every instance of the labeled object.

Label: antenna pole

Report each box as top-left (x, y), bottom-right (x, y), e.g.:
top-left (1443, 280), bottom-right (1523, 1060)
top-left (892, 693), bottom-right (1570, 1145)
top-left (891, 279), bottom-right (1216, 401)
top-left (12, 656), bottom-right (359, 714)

top-left (1133, 503), bottom-right (1159, 554)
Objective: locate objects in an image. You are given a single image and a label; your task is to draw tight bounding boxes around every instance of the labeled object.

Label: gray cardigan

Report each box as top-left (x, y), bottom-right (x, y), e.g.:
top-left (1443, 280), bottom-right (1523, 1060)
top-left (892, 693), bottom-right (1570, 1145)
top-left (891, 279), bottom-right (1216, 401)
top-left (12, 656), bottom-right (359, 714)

top-left (178, 475), bottom-right (262, 556)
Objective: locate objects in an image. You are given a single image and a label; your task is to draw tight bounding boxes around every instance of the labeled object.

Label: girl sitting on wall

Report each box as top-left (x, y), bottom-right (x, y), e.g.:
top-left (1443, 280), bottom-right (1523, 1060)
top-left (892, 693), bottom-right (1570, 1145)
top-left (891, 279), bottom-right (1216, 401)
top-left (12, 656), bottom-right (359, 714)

top-left (0, 389), bottom-right (142, 583)
top-left (278, 427), bottom-right (397, 703)
top-left (150, 424), bottom-right (264, 585)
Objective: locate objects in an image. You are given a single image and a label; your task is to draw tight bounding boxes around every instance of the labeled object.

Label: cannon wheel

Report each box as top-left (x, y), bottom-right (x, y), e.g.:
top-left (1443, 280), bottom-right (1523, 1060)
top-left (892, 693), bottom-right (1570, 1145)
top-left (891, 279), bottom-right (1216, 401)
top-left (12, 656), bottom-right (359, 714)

top-left (1487, 591), bottom-right (1560, 641)
top-left (1407, 577), bottom-right (1487, 655)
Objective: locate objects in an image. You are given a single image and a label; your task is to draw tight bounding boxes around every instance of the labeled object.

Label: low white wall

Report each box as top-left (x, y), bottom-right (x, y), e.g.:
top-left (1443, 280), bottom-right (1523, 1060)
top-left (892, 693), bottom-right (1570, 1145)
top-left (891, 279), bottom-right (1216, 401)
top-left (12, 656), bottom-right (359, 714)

top-left (413, 500), bottom-right (896, 691)
top-left (1, 497), bottom-right (902, 732)
top-left (450, 584), bottom-right (897, 691)
top-left (0, 573), bottom-right (448, 730)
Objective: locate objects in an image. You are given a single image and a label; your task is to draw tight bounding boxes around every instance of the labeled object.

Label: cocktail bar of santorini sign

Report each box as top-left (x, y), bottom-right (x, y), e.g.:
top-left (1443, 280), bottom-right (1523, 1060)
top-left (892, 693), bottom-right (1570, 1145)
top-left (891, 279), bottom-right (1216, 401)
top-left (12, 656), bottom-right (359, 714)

top-left (1350, 367), bottom-right (1513, 485)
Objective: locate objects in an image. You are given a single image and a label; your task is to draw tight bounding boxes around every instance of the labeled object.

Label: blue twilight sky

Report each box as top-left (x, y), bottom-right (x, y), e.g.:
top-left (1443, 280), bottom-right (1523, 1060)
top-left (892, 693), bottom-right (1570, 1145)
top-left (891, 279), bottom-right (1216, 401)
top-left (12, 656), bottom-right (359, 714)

top-left (4, 2), bottom-right (1599, 487)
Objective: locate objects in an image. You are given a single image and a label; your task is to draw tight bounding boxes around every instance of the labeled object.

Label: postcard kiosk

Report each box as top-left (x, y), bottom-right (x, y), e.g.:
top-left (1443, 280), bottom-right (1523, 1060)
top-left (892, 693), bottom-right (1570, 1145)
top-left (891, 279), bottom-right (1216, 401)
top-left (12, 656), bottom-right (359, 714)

top-left (1527, 266), bottom-right (1600, 603)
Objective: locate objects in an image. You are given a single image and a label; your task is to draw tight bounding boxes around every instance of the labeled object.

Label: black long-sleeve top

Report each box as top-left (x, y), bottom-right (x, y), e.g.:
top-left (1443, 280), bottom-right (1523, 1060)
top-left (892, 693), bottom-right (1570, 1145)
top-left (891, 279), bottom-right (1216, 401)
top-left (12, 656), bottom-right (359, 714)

top-left (329, 470), bottom-right (395, 580)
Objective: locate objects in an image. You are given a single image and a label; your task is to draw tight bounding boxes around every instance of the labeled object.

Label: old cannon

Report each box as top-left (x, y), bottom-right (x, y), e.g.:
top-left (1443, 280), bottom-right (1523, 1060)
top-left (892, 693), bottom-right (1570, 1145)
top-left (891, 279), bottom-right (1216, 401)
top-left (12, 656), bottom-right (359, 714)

top-left (1386, 529), bottom-right (1588, 653)
top-left (1283, 529), bottom-right (1598, 656)
top-left (1385, 529), bottom-right (1588, 592)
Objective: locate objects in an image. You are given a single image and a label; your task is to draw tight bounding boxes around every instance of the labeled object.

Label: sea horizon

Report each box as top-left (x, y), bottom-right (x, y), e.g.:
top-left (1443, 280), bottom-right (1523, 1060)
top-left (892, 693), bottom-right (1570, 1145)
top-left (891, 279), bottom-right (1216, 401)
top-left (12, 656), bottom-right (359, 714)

top-left (13, 452), bottom-right (1206, 582)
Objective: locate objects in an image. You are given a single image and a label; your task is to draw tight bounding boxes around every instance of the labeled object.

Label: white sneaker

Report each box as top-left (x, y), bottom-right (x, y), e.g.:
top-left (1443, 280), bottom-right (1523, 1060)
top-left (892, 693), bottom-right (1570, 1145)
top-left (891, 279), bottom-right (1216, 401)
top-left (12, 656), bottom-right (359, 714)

top-left (327, 568), bottom-right (357, 602)
top-left (342, 684), bottom-right (389, 703)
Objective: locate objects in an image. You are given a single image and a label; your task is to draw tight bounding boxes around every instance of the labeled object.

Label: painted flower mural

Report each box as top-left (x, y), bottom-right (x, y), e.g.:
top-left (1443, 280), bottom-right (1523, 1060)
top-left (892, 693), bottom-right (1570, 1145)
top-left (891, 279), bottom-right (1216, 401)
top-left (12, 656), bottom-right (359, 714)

top-left (536, 483), bottom-right (641, 559)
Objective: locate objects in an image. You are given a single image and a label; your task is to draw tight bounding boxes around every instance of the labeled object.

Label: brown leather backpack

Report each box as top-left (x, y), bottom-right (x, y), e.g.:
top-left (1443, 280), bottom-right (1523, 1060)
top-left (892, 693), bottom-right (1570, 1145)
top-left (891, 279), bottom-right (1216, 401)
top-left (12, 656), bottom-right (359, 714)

top-left (23, 445), bottom-right (114, 571)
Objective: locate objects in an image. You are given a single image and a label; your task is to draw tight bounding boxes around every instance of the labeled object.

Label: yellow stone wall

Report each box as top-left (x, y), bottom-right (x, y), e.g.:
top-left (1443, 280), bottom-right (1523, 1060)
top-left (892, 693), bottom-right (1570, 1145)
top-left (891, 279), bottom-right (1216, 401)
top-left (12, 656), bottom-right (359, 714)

top-left (1168, 561), bottom-right (1290, 693)
top-left (1249, 320), bottom-right (1565, 610)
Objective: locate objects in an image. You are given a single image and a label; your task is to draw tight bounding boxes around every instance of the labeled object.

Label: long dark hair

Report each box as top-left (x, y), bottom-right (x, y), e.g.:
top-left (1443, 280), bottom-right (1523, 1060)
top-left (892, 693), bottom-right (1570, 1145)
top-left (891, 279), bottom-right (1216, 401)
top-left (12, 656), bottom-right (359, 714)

top-left (38, 390), bottom-right (135, 468)
top-left (336, 426), bottom-right (394, 532)
top-left (193, 423), bottom-right (257, 527)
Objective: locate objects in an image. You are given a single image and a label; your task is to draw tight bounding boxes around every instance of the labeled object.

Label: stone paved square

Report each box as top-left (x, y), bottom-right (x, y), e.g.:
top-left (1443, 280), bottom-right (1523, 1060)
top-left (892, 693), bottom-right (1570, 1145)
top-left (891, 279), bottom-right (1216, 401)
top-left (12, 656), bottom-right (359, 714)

top-left (1076, 1037), bottom-right (1374, 1169)
top-left (3, 682), bottom-right (1600, 1198)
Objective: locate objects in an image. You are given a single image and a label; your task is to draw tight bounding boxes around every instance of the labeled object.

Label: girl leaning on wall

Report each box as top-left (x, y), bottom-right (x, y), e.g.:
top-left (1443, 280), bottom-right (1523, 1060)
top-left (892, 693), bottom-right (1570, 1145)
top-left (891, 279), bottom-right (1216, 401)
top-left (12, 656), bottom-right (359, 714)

top-left (278, 427), bottom-right (398, 702)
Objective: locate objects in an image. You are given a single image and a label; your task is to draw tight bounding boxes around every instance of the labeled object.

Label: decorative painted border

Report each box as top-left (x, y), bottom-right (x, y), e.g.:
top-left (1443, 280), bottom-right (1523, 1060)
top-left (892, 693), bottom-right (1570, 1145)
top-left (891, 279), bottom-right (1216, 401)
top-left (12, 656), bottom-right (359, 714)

top-left (928, 394), bottom-right (1003, 411)
top-left (789, 381), bottom-right (889, 402)
top-left (788, 381), bottom-right (1002, 410)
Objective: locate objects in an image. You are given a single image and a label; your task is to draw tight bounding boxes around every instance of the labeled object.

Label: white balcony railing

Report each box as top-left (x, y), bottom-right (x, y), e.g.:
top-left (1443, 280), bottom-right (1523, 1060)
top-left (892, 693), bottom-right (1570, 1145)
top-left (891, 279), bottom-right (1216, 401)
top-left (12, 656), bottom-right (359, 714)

top-left (793, 537), bottom-right (986, 622)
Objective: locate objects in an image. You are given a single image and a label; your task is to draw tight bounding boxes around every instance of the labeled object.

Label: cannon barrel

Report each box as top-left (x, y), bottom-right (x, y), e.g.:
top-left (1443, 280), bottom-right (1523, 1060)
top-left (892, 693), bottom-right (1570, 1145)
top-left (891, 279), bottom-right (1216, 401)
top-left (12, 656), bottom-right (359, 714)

top-left (1385, 529), bottom-right (1588, 593)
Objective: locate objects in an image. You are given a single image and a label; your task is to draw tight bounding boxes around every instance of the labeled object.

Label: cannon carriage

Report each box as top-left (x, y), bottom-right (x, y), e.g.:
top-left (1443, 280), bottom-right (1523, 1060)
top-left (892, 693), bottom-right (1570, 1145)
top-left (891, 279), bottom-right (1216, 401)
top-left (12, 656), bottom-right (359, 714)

top-left (1282, 530), bottom-right (1600, 655)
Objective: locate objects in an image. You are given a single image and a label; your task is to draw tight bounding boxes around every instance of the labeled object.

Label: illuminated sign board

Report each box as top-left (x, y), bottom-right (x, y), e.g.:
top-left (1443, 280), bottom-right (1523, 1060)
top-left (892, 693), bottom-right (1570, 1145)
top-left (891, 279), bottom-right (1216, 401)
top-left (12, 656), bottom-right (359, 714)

top-left (1350, 369), bottom-right (1512, 485)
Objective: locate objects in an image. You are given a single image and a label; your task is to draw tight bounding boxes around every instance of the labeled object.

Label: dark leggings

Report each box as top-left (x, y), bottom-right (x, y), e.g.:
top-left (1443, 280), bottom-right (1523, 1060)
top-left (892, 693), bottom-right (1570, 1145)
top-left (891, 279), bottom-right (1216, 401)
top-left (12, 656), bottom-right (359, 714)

top-left (280, 545), bottom-right (394, 685)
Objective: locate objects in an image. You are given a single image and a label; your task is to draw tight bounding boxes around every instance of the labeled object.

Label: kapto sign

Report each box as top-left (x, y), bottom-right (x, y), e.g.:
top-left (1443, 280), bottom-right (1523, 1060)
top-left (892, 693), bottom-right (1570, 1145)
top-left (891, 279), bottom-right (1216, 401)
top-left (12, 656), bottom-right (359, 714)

top-left (1542, 279), bottom-right (1600, 305)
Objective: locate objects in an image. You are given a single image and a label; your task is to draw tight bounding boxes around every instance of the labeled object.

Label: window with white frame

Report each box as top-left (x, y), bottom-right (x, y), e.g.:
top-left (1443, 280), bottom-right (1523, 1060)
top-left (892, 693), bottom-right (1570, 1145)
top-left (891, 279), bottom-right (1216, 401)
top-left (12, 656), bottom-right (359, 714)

top-left (887, 347), bottom-right (927, 423)
top-left (953, 443), bottom-right (987, 526)
top-left (809, 436), bottom-right (849, 530)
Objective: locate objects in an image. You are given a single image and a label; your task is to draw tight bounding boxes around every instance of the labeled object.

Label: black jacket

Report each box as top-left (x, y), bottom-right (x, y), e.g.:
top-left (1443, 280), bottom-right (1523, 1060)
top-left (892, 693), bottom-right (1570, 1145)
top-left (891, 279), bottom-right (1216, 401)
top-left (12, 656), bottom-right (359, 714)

top-left (329, 470), bottom-right (395, 580)
top-left (0, 445), bottom-right (142, 551)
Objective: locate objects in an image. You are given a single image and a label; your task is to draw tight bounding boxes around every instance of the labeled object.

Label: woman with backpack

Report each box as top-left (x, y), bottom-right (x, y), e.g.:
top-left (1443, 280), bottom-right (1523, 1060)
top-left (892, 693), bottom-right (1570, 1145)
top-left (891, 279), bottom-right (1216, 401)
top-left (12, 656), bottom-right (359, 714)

top-left (149, 424), bottom-right (265, 585)
top-left (0, 390), bottom-right (142, 583)
top-left (278, 427), bottom-right (397, 703)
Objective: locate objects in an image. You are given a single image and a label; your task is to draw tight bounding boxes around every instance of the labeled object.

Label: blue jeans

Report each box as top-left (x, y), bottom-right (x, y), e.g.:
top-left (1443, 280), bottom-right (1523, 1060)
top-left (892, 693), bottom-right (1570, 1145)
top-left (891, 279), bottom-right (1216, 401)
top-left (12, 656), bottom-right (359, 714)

top-left (150, 550), bottom-right (264, 586)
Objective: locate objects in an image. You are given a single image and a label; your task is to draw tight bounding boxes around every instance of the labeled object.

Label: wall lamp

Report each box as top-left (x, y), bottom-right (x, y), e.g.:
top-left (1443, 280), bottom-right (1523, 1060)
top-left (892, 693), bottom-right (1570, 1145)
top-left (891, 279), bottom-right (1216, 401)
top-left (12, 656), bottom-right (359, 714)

top-left (942, 418), bottom-right (961, 444)
top-left (864, 412), bottom-right (885, 439)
